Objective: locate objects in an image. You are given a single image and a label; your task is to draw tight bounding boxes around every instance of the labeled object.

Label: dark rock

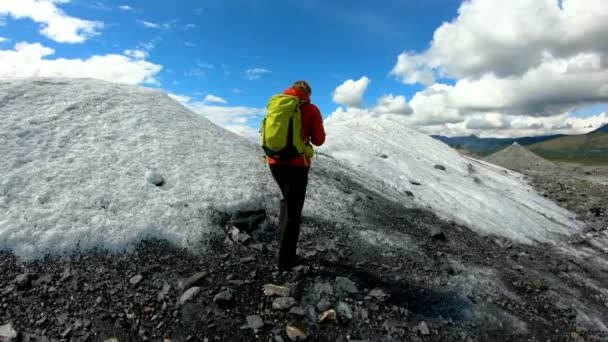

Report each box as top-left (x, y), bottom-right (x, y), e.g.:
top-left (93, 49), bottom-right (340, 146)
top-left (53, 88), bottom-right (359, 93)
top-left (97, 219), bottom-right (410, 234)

top-left (336, 302), bottom-right (353, 320)
top-left (414, 321), bottom-right (430, 335)
top-left (316, 298), bottom-right (332, 311)
top-left (213, 289), bottom-right (234, 306)
top-left (380, 154), bottom-right (388, 159)
top-left (232, 210), bottom-right (266, 232)
top-left (368, 288), bottom-right (390, 301)
top-left (263, 284), bottom-right (291, 297)
top-left (430, 226), bottom-right (447, 241)
top-left (434, 164), bottom-right (446, 171)
top-left (59, 267), bottom-right (72, 283)
top-left (183, 272), bottom-right (207, 289)
top-left (410, 181), bottom-right (422, 186)
top-left (335, 276), bottom-right (358, 294)
top-left (289, 307), bottom-right (306, 316)
top-left (147, 173), bottom-right (165, 186)
top-left (157, 282), bottom-right (171, 301)
top-left (272, 297), bottom-right (297, 310)
top-left (245, 315), bottom-right (264, 330)
top-left (15, 273), bottom-right (37, 290)
top-left (313, 282), bottom-right (334, 297)
top-left (405, 191), bottom-right (414, 197)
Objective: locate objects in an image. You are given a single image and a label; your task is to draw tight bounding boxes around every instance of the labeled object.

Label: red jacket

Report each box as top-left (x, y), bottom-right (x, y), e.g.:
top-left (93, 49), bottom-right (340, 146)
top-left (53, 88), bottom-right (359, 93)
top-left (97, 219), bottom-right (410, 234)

top-left (267, 87), bottom-right (326, 167)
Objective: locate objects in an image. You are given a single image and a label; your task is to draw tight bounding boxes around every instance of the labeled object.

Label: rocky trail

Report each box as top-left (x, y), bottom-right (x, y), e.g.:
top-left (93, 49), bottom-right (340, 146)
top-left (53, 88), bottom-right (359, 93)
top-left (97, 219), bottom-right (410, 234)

top-left (2, 168), bottom-right (607, 342)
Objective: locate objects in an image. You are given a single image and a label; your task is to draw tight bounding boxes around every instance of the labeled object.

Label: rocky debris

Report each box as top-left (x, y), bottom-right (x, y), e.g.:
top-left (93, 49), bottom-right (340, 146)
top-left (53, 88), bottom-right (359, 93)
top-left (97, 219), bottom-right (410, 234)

top-left (434, 164), bottom-right (446, 171)
top-left (414, 321), bottom-right (431, 336)
top-left (14, 273), bottom-right (36, 290)
top-left (430, 226), bottom-right (447, 241)
top-left (380, 154), bottom-right (388, 159)
top-left (368, 288), bottom-right (390, 301)
top-left (232, 210), bottom-right (267, 233)
top-left (129, 274), bottom-right (143, 285)
top-left (289, 307), bottom-right (306, 316)
top-left (272, 297), bottom-right (297, 310)
top-left (485, 142), bottom-right (555, 172)
top-left (180, 286), bottom-right (201, 304)
top-left (213, 289), bottom-right (234, 306)
top-left (335, 276), bottom-right (358, 294)
top-left (147, 173), bottom-right (165, 186)
top-left (336, 302), bottom-right (353, 320)
top-left (263, 284), bottom-right (291, 297)
top-left (285, 325), bottom-right (307, 341)
top-left (244, 315), bottom-right (265, 330)
top-left (157, 282), bottom-right (171, 301)
top-left (0, 323), bottom-right (17, 341)
top-left (229, 227), bottom-right (252, 244)
top-left (318, 309), bottom-right (338, 324)
top-left (183, 271), bottom-right (207, 289)
top-left (59, 267), bottom-right (72, 282)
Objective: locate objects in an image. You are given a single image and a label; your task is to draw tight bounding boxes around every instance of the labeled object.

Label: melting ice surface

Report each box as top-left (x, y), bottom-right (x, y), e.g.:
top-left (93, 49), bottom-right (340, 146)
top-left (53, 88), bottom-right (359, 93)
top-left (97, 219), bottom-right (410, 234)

top-left (0, 79), bottom-right (582, 259)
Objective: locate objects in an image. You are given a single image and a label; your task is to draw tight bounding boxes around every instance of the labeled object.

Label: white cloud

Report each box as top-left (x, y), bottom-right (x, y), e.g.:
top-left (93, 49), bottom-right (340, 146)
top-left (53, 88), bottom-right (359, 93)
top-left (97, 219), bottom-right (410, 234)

top-left (186, 102), bottom-right (264, 132)
top-left (123, 49), bottom-right (148, 60)
top-left (184, 23), bottom-right (196, 30)
top-left (232, 88), bottom-right (242, 94)
top-left (392, 0), bottom-right (608, 81)
top-left (245, 68), bottom-right (271, 80)
top-left (168, 93), bottom-right (190, 104)
top-left (118, 5), bottom-right (133, 11)
top-left (0, 0), bottom-right (103, 43)
top-left (0, 37), bottom-right (8, 43)
top-left (372, 94), bottom-right (412, 115)
top-left (138, 20), bottom-right (172, 30)
top-left (0, 42), bottom-right (162, 85)
top-left (387, 0), bottom-right (608, 137)
top-left (203, 95), bottom-right (227, 104)
top-left (332, 76), bottom-right (370, 108)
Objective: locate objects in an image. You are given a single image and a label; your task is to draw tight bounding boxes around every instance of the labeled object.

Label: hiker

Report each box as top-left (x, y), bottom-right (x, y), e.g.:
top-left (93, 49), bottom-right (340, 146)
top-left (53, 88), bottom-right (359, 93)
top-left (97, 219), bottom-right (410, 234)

top-left (261, 80), bottom-right (326, 270)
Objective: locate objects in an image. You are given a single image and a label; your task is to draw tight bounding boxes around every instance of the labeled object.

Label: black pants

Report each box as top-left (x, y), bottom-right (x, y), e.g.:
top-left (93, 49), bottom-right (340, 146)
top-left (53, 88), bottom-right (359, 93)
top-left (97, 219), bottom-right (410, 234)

top-left (269, 164), bottom-right (309, 268)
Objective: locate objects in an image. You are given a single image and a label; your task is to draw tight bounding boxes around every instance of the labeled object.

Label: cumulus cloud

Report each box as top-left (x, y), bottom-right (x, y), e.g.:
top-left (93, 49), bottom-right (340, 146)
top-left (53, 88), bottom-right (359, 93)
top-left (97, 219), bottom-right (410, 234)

top-left (332, 77), bottom-right (370, 108)
top-left (203, 95), bottom-right (227, 104)
top-left (118, 5), bottom-right (133, 11)
top-left (372, 94), bottom-right (412, 115)
top-left (387, 0), bottom-right (608, 137)
top-left (245, 68), bottom-right (271, 80)
top-left (0, 0), bottom-right (102, 43)
top-left (392, 0), bottom-right (608, 81)
top-left (0, 37), bottom-right (7, 43)
top-left (0, 42), bottom-right (162, 85)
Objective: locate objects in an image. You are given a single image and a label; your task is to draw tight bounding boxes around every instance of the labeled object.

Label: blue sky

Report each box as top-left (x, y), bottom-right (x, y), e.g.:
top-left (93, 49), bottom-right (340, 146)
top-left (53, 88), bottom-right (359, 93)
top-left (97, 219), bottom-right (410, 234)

top-left (1, 0), bottom-right (607, 138)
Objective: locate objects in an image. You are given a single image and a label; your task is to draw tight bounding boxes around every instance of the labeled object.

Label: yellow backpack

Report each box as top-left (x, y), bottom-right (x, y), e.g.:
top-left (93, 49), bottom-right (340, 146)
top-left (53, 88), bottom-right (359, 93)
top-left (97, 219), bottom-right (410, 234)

top-left (260, 94), bottom-right (313, 159)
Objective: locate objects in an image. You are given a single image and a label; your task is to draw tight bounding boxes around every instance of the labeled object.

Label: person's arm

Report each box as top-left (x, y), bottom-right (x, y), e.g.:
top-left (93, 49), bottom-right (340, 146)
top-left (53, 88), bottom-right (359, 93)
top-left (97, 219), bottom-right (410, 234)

top-left (309, 104), bottom-right (325, 146)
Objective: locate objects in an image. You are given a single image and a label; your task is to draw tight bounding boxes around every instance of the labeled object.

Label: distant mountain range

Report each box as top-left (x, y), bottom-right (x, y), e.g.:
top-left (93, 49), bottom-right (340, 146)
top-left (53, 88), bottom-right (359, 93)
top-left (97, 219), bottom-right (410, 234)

top-left (432, 123), bottom-right (608, 163)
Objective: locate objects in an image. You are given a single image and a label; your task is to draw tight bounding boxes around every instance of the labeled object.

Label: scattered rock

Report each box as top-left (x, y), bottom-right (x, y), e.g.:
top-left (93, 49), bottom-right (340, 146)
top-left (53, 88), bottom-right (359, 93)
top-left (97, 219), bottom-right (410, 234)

top-left (147, 173), bottom-right (165, 186)
top-left (414, 321), bottom-right (431, 335)
top-left (272, 297), bottom-right (297, 310)
top-left (410, 180), bottom-right (422, 186)
top-left (213, 289), bottom-right (234, 306)
top-left (230, 227), bottom-right (251, 244)
top-left (14, 273), bottom-right (36, 290)
top-left (0, 323), bottom-right (17, 341)
top-left (380, 154), bottom-right (388, 159)
top-left (180, 287), bottom-right (201, 304)
top-left (263, 284), bottom-right (291, 297)
top-left (368, 288), bottom-right (390, 301)
top-left (184, 272), bottom-right (207, 289)
top-left (158, 282), bottom-right (171, 301)
top-left (318, 309), bottom-right (338, 324)
top-left (286, 325), bottom-right (307, 341)
top-left (336, 302), bottom-right (353, 320)
top-left (232, 210), bottom-right (266, 232)
top-left (129, 274), bottom-right (143, 285)
top-left (434, 164), bottom-right (446, 171)
top-left (59, 267), bottom-right (72, 282)
top-left (430, 226), bottom-right (447, 241)
top-left (245, 315), bottom-right (265, 330)
top-left (335, 276), bottom-right (358, 294)
top-left (289, 307), bottom-right (306, 316)
top-left (316, 298), bottom-right (332, 312)
top-left (313, 282), bottom-right (334, 297)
